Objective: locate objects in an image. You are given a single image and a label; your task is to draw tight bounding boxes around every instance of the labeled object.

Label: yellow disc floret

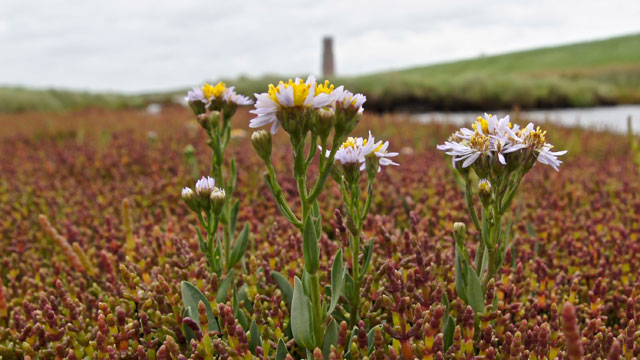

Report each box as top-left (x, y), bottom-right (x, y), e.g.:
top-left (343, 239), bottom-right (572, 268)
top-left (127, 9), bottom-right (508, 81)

top-left (202, 82), bottom-right (227, 100)
top-left (316, 80), bottom-right (335, 95)
top-left (340, 137), bottom-right (363, 150)
top-left (267, 79), bottom-right (312, 108)
top-left (472, 116), bottom-right (490, 134)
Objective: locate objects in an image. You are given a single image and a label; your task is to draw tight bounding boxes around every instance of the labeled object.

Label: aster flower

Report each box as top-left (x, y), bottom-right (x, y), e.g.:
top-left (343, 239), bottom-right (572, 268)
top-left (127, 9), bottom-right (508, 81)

top-left (249, 75), bottom-right (333, 134)
top-left (518, 123), bottom-right (568, 171)
top-left (331, 86), bottom-right (366, 112)
top-left (223, 86), bottom-right (253, 106)
top-left (185, 87), bottom-right (206, 104)
top-left (195, 176), bottom-right (217, 196)
top-left (330, 132), bottom-right (377, 166)
top-left (202, 82), bottom-right (228, 104)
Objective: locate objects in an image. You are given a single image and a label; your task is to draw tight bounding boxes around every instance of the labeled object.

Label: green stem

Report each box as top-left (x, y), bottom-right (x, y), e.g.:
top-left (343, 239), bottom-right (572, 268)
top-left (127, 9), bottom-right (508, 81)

top-left (349, 231), bottom-right (361, 328)
top-left (309, 272), bottom-right (325, 347)
top-left (464, 180), bottom-right (481, 233)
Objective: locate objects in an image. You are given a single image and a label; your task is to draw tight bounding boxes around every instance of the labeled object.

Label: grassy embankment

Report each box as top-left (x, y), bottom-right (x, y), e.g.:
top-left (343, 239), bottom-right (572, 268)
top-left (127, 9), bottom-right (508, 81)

top-left (1, 33), bottom-right (639, 113)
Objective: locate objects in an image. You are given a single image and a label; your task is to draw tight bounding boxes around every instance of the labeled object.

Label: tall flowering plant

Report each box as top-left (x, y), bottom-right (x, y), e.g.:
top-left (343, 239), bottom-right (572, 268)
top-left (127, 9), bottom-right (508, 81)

top-left (183, 82), bottom-right (253, 276)
top-left (326, 131), bottom-right (397, 327)
top-left (179, 83), bottom-right (253, 346)
top-left (250, 76), bottom-right (384, 355)
top-left (438, 114), bottom-right (567, 313)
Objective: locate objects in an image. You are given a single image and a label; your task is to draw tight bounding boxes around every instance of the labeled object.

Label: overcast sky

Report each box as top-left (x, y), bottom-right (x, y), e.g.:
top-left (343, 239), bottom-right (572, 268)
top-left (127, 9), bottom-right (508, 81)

top-left (1, 0), bottom-right (639, 93)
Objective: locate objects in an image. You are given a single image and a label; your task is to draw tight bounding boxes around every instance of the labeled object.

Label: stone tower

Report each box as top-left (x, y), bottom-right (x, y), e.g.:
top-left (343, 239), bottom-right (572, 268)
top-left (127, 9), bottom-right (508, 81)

top-left (322, 36), bottom-right (335, 77)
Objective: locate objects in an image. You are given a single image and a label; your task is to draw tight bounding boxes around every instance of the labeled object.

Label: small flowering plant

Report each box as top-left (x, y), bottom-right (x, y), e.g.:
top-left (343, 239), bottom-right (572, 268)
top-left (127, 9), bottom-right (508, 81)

top-left (438, 113), bottom-right (567, 312)
top-left (250, 76), bottom-right (372, 354)
top-left (327, 131), bottom-right (397, 327)
top-left (183, 82), bottom-right (253, 276)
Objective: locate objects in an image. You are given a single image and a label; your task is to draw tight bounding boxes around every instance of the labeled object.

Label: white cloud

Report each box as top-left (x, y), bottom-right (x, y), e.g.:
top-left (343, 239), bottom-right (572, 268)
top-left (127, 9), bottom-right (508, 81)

top-left (0, 0), bottom-right (638, 92)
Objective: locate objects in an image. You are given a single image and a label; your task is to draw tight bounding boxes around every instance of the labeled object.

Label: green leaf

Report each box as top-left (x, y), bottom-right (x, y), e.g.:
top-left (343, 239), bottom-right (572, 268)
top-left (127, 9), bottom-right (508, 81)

top-left (230, 200), bottom-right (240, 239)
top-left (212, 239), bottom-right (223, 275)
top-left (231, 158), bottom-right (237, 191)
top-left (467, 268), bottom-right (485, 315)
top-left (233, 289), bottom-right (250, 330)
top-left (359, 239), bottom-right (374, 279)
top-left (343, 272), bottom-right (354, 302)
top-left (343, 326), bottom-right (359, 360)
top-left (270, 271), bottom-right (293, 308)
top-left (275, 338), bottom-right (289, 360)
top-left (443, 315), bottom-right (455, 351)
top-left (454, 246), bottom-right (468, 304)
top-left (322, 319), bottom-right (338, 360)
top-left (228, 222), bottom-right (250, 269)
top-left (291, 276), bottom-right (316, 350)
top-left (180, 281), bottom-right (219, 333)
top-left (302, 215), bottom-right (319, 274)
top-left (329, 249), bottom-right (345, 315)
top-left (196, 227), bottom-right (207, 254)
top-left (216, 272), bottom-right (234, 303)
top-left (248, 319), bottom-right (262, 354)
top-left (312, 200), bottom-right (322, 239)
top-left (367, 324), bottom-right (381, 354)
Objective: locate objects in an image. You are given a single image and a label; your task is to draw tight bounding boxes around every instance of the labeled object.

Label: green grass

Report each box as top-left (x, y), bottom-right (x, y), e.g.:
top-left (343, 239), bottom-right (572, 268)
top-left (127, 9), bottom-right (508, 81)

top-left (2, 33), bottom-right (639, 113)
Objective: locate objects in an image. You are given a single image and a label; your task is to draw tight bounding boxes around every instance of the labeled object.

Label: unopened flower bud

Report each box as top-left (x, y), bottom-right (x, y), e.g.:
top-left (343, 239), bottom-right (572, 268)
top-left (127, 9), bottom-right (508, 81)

top-left (251, 130), bottom-right (272, 162)
top-left (453, 222), bottom-right (466, 248)
top-left (478, 178), bottom-right (492, 206)
top-left (195, 176), bottom-right (217, 211)
top-left (314, 107), bottom-right (335, 140)
top-left (365, 155), bottom-right (380, 182)
top-left (210, 187), bottom-right (226, 216)
top-left (181, 187), bottom-right (199, 212)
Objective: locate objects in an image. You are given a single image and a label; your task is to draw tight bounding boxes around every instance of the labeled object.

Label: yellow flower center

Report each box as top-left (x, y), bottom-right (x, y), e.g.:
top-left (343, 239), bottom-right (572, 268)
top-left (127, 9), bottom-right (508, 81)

top-left (519, 126), bottom-right (547, 148)
top-left (267, 79), bottom-right (312, 107)
top-left (202, 82), bottom-right (226, 99)
top-left (315, 80), bottom-right (335, 95)
top-left (470, 132), bottom-right (490, 152)
top-left (340, 137), bottom-right (362, 150)
top-left (479, 180), bottom-right (491, 192)
top-left (472, 116), bottom-right (490, 134)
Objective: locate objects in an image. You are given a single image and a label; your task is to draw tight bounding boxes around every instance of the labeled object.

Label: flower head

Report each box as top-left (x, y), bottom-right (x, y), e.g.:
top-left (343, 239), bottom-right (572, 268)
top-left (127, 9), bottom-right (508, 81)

top-left (331, 132), bottom-right (377, 166)
top-left (331, 86), bottom-right (366, 112)
top-left (185, 87), bottom-right (206, 104)
top-left (250, 75), bottom-right (333, 134)
top-left (195, 176), bottom-right (216, 196)
top-left (202, 82), bottom-right (227, 103)
top-left (518, 123), bottom-right (568, 171)
top-left (437, 113), bottom-right (565, 172)
top-left (223, 86), bottom-right (253, 106)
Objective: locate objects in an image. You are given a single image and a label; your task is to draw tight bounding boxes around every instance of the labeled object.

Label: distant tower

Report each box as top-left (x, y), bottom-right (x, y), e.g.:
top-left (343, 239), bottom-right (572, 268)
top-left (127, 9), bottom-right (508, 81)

top-left (322, 36), bottom-right (335, 77)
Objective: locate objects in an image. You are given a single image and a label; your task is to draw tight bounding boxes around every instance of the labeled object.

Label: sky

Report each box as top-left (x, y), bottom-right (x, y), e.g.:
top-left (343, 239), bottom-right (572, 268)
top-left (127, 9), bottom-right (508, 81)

top-left (1, 0), bottom-right (639, 93)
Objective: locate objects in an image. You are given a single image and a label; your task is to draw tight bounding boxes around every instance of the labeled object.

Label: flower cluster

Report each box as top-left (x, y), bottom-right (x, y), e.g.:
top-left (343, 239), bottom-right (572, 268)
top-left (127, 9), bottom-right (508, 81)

top-left (249, 75), bottom-right (365, 136)
top-left (437, 113), bottom-right (567, 172)
top-left (186, 82), bottom-right (253, 117)
top-left (182, 176), bottom-right (225, 215)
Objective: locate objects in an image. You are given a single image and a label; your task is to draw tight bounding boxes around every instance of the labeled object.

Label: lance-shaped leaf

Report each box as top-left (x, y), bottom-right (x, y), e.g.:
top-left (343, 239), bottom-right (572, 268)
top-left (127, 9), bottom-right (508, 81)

top-left (291, 276), bottom-right (316, 350)
top-left (228, 222), bottom-right (250, 269)
top-left (275, 338), bottom-right (289, 360)
top-left (467, 268), bottom-right (485, 315)
top-left (181, 281), bottom-right (219, 334)
top-left (328, 249), bottom-right (345, 314)
top-left (359, 239), bottom-right (374, 280)
top-left (248, 319), bottom-right (262, 354)
top-left (270, 271), bottom-right (293, 308)
top-left (302, 215), bottom-right (319, 274)
top-left (216, 272), bottom-right (234, 303)
top-left (322, 319), bottom-right (338, 360)
top-left (454, 246), bottom-right (468, 304)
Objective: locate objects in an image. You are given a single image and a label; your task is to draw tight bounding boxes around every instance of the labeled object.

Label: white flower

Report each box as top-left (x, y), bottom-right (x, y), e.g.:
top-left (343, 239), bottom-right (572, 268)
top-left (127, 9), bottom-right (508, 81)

top-left (249, 75), bottom-right (333, 134)
top-left (490, 136), bottom-right (526, 165)
top-left (366, 135), bottom-right (399, 172)
top-left (331, 86), bottom-right (366, 112)
top-left (181, 187), bottom-right (195, 199)
top-left (185, 87), bottom-right (206, 104)
top-left (223, 86), bottom-right (253, 106)
top-left (195, 176), bottom-right (217, 195)
top-left (329, 132), bottom-right (377, 165)
top-left (438, 132), bottom-right (491, 168)
top-left (518, 123), bottom-right (568, 171)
